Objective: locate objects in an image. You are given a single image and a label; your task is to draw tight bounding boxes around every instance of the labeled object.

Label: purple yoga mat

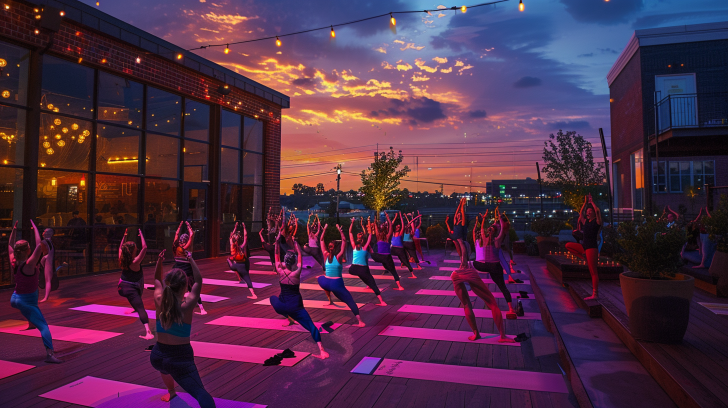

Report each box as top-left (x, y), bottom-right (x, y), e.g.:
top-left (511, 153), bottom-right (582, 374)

top-left (254, 261), bottom-right (273, 266)
top-left (202, 278), bottom-right (271, 289)
top-left (346, 265), bottom-right (408, 271)
top-left (371, 359), bottom-right (568, 393)
top-left (225, 269), bottom-right (278, 275)
top-left (398, 304), bottom-right (542, 320)
top-left (0, 360), bottom-right (33, 380)
top-left (379, 325), bottom-right (520, 346)
top-left (341, 273), bottom-right (394, 280)
top-left (206, 316), bottom-right (342, 333)
top-left (255, 298), bottom-right (365, 310)
top-left (191, 341), bottom-right (308, 366)
top-left (143, 285), bottom-right (229, 302)
top-left (415, 289), bottom-right (531, 300)
top-left (250, 255), bottom-right (270, 259)
top-left (40, 376), bottom-right (266, 407)
top-left (429, 275), bottom-right (531, 285)
top-left (0, 320), bottom-right (121, 344)
top-left (298, 283), bottom-right (383, 293)
top-left (71, 304), bottom-right (157, 320)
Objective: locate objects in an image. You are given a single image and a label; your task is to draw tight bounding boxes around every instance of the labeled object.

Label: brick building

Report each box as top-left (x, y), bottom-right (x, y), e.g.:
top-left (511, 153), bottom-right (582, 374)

top-left (0, 0), bottom-right (289, 284)
top-left (607, 22), bottom-right (728, 219)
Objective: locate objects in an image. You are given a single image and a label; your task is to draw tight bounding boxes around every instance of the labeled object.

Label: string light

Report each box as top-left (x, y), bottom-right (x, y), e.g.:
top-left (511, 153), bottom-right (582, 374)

top-left (276, 36), bottom-right (281, 47)
top-left (330, 26), bottom-right (335, 38)
top-left (136, 56), bottom-right (141, 63)
top-left (34, 29), bottom-right (39, 35)
top-left (60, 11), bottom-right (65, 16)
top-left (461, 5), bottom-right (467, 12)
top-left (390, 13), bottom-right (396, 26)
top-left (519, 0), bottom-right (524, 12)
top-left (4, 5), bottom-right (9, 10)
top-left (177, 53), bottom-right (183, 60)
top-left (224, 44), bottom-right (230, 54)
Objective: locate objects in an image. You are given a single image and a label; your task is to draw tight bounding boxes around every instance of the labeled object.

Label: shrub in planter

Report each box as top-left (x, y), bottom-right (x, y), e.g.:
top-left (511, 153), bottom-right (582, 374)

top-left (704, 194), bottom-right (728, 296)
top-left (524, 234), bottom-right (539, 256)
top-left (531, 218), bottom-right (565, 258)
top-left (613, 218), bottom-right (692, 343)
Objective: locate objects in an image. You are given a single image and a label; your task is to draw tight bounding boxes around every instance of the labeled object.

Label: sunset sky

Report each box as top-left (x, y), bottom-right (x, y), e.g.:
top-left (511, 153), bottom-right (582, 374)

top-left (84, 0), bottom-right (728, 194)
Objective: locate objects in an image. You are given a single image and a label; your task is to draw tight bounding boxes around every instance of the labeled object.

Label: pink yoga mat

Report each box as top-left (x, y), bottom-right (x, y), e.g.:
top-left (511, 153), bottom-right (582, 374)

top-left (429, 275), bottom-right (531, 285)
top-left (143, 284), bottom-right (229, 302)
top-left (250, 255), bottom-right (270, 259)
top-left (206, 316), bottom-right (342, 333)
top-left (0, 320), bottom-right (121, 344)
top-left (40, 376), bottom-right (266, 407)
top-left (225, 269), bottom-right (278, 275)
top-left (346, 265), bottom-right (408, 271)
top-left (372, 359), bottom-right (568, 393)
top-left (298, 283), bottom-right (383, 293)
top-left (442, 260), bottom-right (460, 263)
top-left (415, 289), bottom-right (532, 300)
top-left (191, 341), bottom-right (308, 366)
top-left (71, 304), bottom-right (157, 320)
top-left (255, 298), bottom-right (365, 310)
top-left (255, 261), bottom-right (273, 266)
top-left (202, 278), bottom-right (271, 289)
top-left (342, 273), bottom-right (394, 280)
top-left (0, 360), bottom-right (34, 380)
top-left (379, 325), bottom-right (520, 346)
top-left (398, 304), bottom-right (542, 320)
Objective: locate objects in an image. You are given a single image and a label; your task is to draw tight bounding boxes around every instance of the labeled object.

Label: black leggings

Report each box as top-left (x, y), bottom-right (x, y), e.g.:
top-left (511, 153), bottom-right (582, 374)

top-left (262, 242), bottom-right (276, 266)
top-left (270, 294), bottom-right (321, 343)
top-left (117, 280), bottom-right (149, 325)
top-left (370, 252), bottom-right (401, 281)
top-left (302, 245), bottom-right (325, 268)
top-left (403, 241), bottom-right (419, 264)
top-left (473, 260), bottom-right (512, 303)
top-left (150, 343), bottom-right (215, 408)
top-left (349, 264), bottom-right (381, 296)
top-left (317, 276), bottom-right (360, 316)
top-left (229, 261), bottom-right (253, 288)
top-left (390, 246), bottom-right (413, 272)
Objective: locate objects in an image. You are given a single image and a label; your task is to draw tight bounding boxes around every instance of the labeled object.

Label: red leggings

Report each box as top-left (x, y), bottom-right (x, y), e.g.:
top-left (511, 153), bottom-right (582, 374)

top-left (565, 242), bottom-right (599, 295)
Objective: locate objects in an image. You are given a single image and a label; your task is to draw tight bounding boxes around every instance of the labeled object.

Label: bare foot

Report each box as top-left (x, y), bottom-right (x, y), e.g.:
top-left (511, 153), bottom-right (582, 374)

top-left (328, 301), bottom-right (335, 305)
top-left (377, 302), bottom-right (388, 306)
top-left (45, 354), bottom-right (62, 364)
top-left (140, 332), bottom-right (155, 340)
top-left (313, 351), bottom-right (330, 359)
top-left (468, 333), bottom-right (482, 341)
top-left (408, 275), bottom-right (417, 279)
top-left (247, 294), bottom-right (258, 299)
top-left (23, 324), bottom-right (37, 331)
top-left (365, 287), bottom-right (374, 292)
top-left (283, 320), bottom-right (297, 327)
top-left (498, 337), bottom-right (516, 343)
top-left (161, 392), bottom-right (177, 402)
top-left (354, 321), bottom-right (366, 327)
top-left (584, 295), bottom-right (598, 300)
top-left (195, 309), bottom-right (208, 315)
top-left (507, 277), bottom-right (516, 284)
top-left (393, 286), bottom-right (405, 291)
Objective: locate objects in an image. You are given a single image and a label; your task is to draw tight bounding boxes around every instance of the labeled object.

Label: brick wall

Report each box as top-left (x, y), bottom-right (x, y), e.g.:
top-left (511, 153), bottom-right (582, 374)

top-left (0, 0), bottom-right (283, 213)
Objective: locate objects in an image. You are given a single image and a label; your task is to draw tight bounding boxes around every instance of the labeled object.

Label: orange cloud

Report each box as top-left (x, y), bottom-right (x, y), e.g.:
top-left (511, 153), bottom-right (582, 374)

top-left (440, 67), bottom-right (453, 73)
top-left (381, 61), bottom-right (395, 70)
top-left (455, 60), bottom-right (465, 67)
top-left (414, 58), bottom-right (439, 73)
top-left (400, 43), bottom-right (425, 51)
top-left (201, 12), bottom-right (257, 25)
top-left (374, 47), bottom-right (387, 54)
top-left (412, 73), bottom-right (430, 82)
top-left (433, 57), bottom-right (448, 64)
top-left (396, 62), bottom-right (413, 71)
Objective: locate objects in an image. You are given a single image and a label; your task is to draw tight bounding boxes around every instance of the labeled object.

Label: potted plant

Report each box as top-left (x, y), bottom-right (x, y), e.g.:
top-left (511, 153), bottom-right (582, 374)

top-left (524, 234), bottom-right (539, 256)
top-left (704, 194), bottom-right (728, 297)
top-left (613, 218), bottom-right (693, 343)
top-left (530, 217), bottom-right (565, 258)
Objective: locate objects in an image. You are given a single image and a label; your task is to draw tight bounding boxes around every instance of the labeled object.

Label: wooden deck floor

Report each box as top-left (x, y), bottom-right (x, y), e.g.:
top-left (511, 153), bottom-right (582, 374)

top-left (0, 250), bottom-right (576, 408)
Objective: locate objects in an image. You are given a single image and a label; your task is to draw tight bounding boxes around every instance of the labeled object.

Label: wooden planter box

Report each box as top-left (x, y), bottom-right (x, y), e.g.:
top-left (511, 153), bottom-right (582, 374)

top-left (512, 240), bottom-right (526, 254)
top-left (545, 254), bottom-right (624, 285)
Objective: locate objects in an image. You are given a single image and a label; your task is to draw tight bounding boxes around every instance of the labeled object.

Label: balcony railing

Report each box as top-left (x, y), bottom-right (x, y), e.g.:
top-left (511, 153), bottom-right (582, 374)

top-left (654, 92), bottom-right (728, 135)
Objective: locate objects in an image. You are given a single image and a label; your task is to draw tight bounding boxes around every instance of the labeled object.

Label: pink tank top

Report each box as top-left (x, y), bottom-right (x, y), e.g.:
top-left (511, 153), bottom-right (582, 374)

top-left (14, 261), bottom-right (39, 295)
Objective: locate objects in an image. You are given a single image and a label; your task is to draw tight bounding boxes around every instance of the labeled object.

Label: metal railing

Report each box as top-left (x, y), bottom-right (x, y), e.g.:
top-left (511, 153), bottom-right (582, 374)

top-left (654, 92), bottom-right (728, 135)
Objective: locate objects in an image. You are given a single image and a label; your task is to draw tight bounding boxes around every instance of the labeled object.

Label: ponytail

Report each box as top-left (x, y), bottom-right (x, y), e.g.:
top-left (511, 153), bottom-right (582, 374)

top-left (119, 241), bottom-right (136, 269)
top-left (159, 268), bottom-right (187, 330)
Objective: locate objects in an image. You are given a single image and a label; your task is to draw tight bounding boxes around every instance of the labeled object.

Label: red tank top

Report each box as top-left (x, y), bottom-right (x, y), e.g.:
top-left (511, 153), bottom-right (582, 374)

top-left (13, 260), bottom-right (39, 295)
top-left (229, 245), bottom-right (247, 263)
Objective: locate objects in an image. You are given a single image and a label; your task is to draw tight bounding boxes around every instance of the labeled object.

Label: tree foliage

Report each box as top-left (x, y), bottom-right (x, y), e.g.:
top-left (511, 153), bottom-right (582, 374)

top-left (613, 218), bottom-right (685, 279)
top-left (359, 147), bottom-right (410, 214)
top-left (542, 130), bottom-right (606, 210)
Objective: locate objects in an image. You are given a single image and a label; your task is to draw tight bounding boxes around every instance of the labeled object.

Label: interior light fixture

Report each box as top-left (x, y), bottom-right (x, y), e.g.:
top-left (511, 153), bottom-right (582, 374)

top-left (519, 0), bottom-right (524, 12)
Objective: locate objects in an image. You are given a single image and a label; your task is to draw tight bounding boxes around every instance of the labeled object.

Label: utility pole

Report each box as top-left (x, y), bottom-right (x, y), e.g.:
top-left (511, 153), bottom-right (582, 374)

top-left (599, 128), bottom-right (614, 226)
top-left (335, 164), bottom-right (342, 224)
top-left (536, 162), bottom-right (544, 215)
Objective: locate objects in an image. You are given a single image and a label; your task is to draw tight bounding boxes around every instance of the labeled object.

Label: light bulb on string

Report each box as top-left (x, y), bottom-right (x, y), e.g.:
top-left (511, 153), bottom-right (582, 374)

top-left (461, 5), bottom-right (466, 13)
top-left (275, 36), bottom-right (281, 47)
top-left (224, 44), bottom-right (230, 54)
top-left (330, 26), bottom-right (335, 38)
top-left (390, 13), bottom-right (396, 26)
top-left (135, 56), bottom-right (141, 64)
top-left (519, 0), bottom-right (524, 12)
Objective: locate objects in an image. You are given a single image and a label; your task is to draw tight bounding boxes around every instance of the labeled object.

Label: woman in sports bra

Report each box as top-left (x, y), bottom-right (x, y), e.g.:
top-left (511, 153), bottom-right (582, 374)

top-left (401, 213), bottom-right (423, 271)
top-left (390, 212), bottom-right (417, 278)
top-left (151, 250), bottom-right (215, 407)
top-left (9, 220), bottom-right (60, 363)
top-left (472, 213), bottom-right (517, 319)
top-left (228, 222), bottom-right (257, 299)
top-left (317, 224), bottom-right (365, 327)
top-left (411, 211), bottom-right (430, 265)
top-left (565, 194), bottom-right (602, 300)
top-left (118, 228), bottom-right (154, 339)
top-left (370, 214), bottom-right (405, 290)
top-left (302, 213), bottom-right (325, 268)
top-left (271, 239), bottom-right (329, 359)
top-left (172, 221), bottom-right (205, 315)
top-left (349, 218), bottom-right (386, 306)
top-left (495, 207), bottom-right (516, 269)
top-left (452, 197), bottom-right (469, 267)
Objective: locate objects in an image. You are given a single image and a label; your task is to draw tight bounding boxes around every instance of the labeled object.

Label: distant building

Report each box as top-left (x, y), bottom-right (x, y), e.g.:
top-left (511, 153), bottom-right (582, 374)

top-left (608, 22), bottom-right (728, 217)
top-left (485, 178), bottom-right (562, 205)
top-left (309, 201), bottom-right (367, 213)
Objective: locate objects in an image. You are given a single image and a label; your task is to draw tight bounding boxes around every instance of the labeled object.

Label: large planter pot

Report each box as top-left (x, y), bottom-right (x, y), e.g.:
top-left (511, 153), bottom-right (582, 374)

top-left (536, 236), bottom-right (559, 259)
top-left (619, 272), bottom-right (695, 343)
top-left (709, 250), bottom-right (728, 297)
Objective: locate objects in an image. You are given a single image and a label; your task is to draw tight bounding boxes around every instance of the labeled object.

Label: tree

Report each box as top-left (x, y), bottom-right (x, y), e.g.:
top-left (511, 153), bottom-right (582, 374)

top-left (316, 183), bottom-right (325, 195)
top-left (542, 130), bottom-right (606, 209)
top-left (359, 147), bottom-right (411, 214)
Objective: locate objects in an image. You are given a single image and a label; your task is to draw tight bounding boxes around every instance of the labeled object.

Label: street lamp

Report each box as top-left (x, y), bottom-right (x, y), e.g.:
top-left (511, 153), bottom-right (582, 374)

top-left (335, 164), bottom-right (342, 224)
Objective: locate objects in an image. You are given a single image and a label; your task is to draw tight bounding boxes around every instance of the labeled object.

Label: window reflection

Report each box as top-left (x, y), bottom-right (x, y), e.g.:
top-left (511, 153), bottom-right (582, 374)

top-left (242, 185), bottom-right (263, 222)
top-left (37, 170), bottom-right (88, 227)
top-left (0, 41), bottom-right (30, 106)
top-left (184, 100), bottom-right (210, 142)
top-left (243, 151), bottom-right (263, 185)
top-left (243, 116), bottom-right (263, 153)
top-left (145, 179), bottom-right (179, 223)
top-left (0, 167), bottom-right (23, 227)
top-left (0, 105), bottom-right (26, 166)
top-left (146, 87), bottom-right (181, 136)
top-left (39, 113), bottom-right (91, 170)
top-left (97, 72), bottom-right (143, 128)
top-left (94, 174), bottom-right (139, 225)
top-left (146, 134), bottom-right (179, 178)
top-left (184, 140), bottom-right (208, 182)
top-left (41, 56), bottom-right (94, 118)
top-left (96, 125), bottom-right (140, 174)
top-left (221, 110), bottom-right (241, 148)
top-left (220, 183), bottom-right (240, 253)
top-left (221, 147), bottom-right (239, 183)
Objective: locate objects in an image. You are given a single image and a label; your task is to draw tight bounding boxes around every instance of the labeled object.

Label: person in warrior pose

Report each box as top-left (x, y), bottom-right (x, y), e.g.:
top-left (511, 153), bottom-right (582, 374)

top-left (565, 194), bottom-right (602, 300)
top-left (495, 207), bottom-right (516, 270)
top-left (118, 228), bottom-right (155, 339)
top-left (9, 220), bottom-right (61, 363)
top-left (302, 213), bottom-right (325, 269)
top-left (317, 224), bottom-right (366, 327)
top-left (445, 214), bottom-right (462, 260)
top-left (450, 227), bottom-right (514, 343)
top-left (411, 211), bottom-right (430, 265)
top-left (172, 221), bottom-right (205, 315)
top-left (472, 213), bottom-right (517, 319)
top-left (259, 228), bottom-right (277, 267)
top-left (270, 240), bottom-right (329, 359)
top-left (390, 212), bottom-right (419, 278)
top-left (402, 213), bottom-right (422, 270)
top-left (349, 218), bottom-right (387, 306)
top-left (228, 222), bottom-right (257, 299)
top-left (370, 214), bottom-right (405, 291)
top-left (452, 197), bottom-right (470, 268)
top-left (151, 251), bottom-right (216, 407)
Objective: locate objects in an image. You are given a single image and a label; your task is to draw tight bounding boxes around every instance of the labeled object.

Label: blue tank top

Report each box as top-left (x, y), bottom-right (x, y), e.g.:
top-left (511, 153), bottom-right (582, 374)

top-left (391, 235), bottom-right (403, 247)
top-left (414, 229), bottom-right (421, 238)
top-left (156, 319), bottom-right (191, 337)
top-left (377, 241), bottom-right (390, 254)
top-left (353, 248), bottom-right (369, 266)
top-left (324, 256), bottom-right (343, 278)
top-left (403, 233), bottom-right (412, 242)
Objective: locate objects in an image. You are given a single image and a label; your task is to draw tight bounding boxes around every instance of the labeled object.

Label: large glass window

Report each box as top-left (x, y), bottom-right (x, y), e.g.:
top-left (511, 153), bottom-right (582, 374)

top-left (220, 183), bottom-right (241, 252)
top-left (0, 105), bottom-right (26, 166)
top-left (184, 140), bottom-right (209, 182)
top-left (0, 167), bottom-right (23, 227)
top-left (694, 160), bottom-right (715, 192)
top-left (97, 72), bottom-right (143, 129)
top-left (95, 174), bottom-right (140, 224)
top-left (39, 113), bottom-right (91, 170)
top-left (147, 87), bottom-right (181, 136)
top-left (0, 41), bottom-right (31, 106)
top-left (652, 161), bottom-right (666, 193)
top-left (221, 147), bottom-right (239, 183)
top-left (243, 151), bottom-right (263, 185)
top-left (145, 179), bottom-right (179, 223)
top-left (41, 56), bottom-right (94, 118)
top-left (243, 116), bottom-right (263, 153)
top-left (146, 134), bottom-right (179, 178)
top-left (242, 185), bottom-right (263, 222)
top-left (631, 150), bottom-right (643, 211)
top-left (96, 125), bottom-right (140, 174)
top-left (37, 170), bottom-right (88, 227)
top-left (184, 101), bottom-right (210, 142)
top-left (669, 161), bottom-right (691, 193)
top-left (221, 110), bottom-right (241, 148)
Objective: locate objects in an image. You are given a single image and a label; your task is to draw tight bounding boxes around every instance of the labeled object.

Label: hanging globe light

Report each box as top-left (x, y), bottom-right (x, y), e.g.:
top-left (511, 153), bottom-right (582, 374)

top-left (46, 148), bottom-right (54, 155)
top-left (55, 134), bottom-right (62, 139)
top-left (57, 140), bottom-right (66, 147)
top-left (72, 123), bottom-right (79, 131)
top-left (82, 130), bottom-right (90, 137)
top-left (54, 118), bottom-right (62, 125)
top-left (43, 141), bottom-right (51, 148)
top-left (62, 127), bottom-right (68, 134)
